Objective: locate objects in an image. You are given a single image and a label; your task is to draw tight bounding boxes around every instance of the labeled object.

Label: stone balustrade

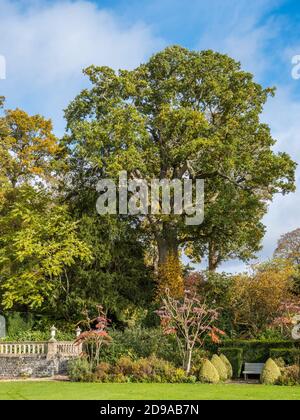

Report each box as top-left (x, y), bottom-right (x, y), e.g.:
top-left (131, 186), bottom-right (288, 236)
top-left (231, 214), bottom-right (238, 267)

top-left (0, 341), bottom-right (81, 358)
top-left (0, 326), bottom-right (83, 378)
top-left (0, 342), bottom-right (46, 356)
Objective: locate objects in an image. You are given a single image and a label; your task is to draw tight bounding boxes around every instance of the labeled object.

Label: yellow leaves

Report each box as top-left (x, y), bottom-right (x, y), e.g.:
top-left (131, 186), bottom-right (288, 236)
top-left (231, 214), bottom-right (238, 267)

top-left (157, 253), bottom-right (184, 299)
top-left (229, 262), bottom-right (294, 334)
top-left (0, 106), bottom-right (60, 188)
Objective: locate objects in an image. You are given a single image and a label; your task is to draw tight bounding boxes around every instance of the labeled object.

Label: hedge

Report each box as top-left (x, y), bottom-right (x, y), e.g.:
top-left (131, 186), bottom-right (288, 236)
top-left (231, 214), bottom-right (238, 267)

top-left (220, 348), bottom-right (243, 379)
top-left (219, 340), bottom-right (298, 363)
top-left (270, 348), bottom-right (300, 365)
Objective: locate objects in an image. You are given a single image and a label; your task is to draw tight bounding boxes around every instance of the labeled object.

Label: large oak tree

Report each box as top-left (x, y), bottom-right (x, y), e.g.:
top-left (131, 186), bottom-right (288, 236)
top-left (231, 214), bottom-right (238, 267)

top-left (65, 46), bottom-right (296, 294)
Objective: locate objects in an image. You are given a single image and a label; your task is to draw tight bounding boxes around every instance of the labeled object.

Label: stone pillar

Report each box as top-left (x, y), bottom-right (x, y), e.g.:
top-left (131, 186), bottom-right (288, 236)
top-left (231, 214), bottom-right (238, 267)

top-left (0, 315), bottom-right (6, 339)
top-left (47, 326), bottom-right (58, 360)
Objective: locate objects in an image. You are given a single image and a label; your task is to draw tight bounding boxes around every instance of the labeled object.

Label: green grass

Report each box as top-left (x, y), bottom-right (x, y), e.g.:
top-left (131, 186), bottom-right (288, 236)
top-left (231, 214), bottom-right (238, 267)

top-left (0, 382), bottom-right (300, 400)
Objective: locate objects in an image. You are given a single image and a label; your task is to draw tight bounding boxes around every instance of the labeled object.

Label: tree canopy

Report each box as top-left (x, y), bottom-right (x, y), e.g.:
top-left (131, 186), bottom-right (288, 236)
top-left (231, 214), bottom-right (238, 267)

top-left (65, 46), bottom-right (296, 294)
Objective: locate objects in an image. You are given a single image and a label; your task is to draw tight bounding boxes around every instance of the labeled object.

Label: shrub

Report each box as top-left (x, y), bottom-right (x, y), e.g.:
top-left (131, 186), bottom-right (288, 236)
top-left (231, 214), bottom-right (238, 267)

top-left (221, 348), bottom-right (243, 378)
top-left (269, 348), bottom-right (300, 365)
top-left (68, 358), bottom-right (94, 382)
top-left (260, 358), bottom-right (281, 385)
top-left (199, 359), bottom-right (220, 384)
top-left (277, 365), bottom-right (300, 386)
top-left (190, 349), bottom-right (207, 377)
top-left (220, 354), bottom-right (233, 379)
top-left (101, 328), bottom-right (181, 366)
top-left (97, 355), bottom-right (193, 383)
top-left (211, 354), bottom-right (228, 381)
top-left (219, 340), bottom-right (297, 363)
top-left (273, 357), bottom-right (286, 369)
top-left (94, 362), bottom-right (111, 382)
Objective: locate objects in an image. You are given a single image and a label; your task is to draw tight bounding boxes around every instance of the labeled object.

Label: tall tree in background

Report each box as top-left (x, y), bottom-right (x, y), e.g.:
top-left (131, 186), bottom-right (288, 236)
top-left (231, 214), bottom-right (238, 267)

top-left (275, 228), bottom-right (300, 265)
top-left (0, 105), bottom-right (61, 191)
top-left (65, 46), bottom-right (296, 294)
top-left (0, 99), bottom-right (91, 313)
top-left (274, 228), bottom-right (300, 293)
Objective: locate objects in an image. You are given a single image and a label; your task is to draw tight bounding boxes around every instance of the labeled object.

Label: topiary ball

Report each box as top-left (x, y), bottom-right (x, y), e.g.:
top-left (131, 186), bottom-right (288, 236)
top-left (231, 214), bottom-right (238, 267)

top-left (220, 354), bottom-right (233, 379)
top-left (199, 359), bottom-right (220, 384)
top-left (260, 358), bottom-right (281, 385)
top-left (211, 354), bottom-right (228, 381)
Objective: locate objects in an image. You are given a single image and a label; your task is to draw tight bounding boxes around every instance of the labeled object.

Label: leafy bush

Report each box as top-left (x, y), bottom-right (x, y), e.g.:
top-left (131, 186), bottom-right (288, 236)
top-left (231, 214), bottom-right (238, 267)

top-left (3, 329), bottom-right (74, 342)
top-left (277, 365), bottom-right (300, 386)
top-left (6, 313), bottom-right (33, 337)
top-left (220, 354), bottom-right (233, 379)
top-left (221, 348), bottom-right (243, 378)
top-left (94, 362), bottom-right (111, 382)
top-left (190, 349), bottom-right (208, 377)
top-left (94, 355), bottom-right (194, 383)
top-left (260, 358), bottom-right (281, 385)
top-left (68, 358), bottom-right (94, 382)
top-left (269, 348), bottom-right (300, 365)
top-left (100, 328), bottom-right (181, 366)
top-left (199, 359), bottom-right (220, 384)
top-left (211, 354), bottom-right (227, 381)
top-left (273, 357), bottom-right (286, 369)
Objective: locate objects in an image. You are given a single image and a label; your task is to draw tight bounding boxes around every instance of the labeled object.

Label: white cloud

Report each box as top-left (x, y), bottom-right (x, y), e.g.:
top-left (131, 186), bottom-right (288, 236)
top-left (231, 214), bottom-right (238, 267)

top-left (196, 0), bottom-right (282, 78)
top-left (0, 0), bottom-right (164, 132)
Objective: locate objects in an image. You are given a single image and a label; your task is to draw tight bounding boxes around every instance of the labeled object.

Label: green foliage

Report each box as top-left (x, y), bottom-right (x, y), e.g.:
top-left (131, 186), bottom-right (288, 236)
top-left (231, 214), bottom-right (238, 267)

top-left (65, 45), bottom-right (296, 285)
top-left (6, 312), bottom-right (33, 338)
top-left (199, 359), bottom-right (220, 384)
top-left (220, 354), bottom-right (233, 379)
top-left (0, 187), bottom-right (92, 310)
top-left (100, 328), bottom-right (181, 366)
top-left (260, 358), bottom-right (281, 385)
top-left (219, 340), bottom-right (298, 363)
top-left (63, 214), bottom-right (155, 324)
top-left (221, 348), bottom-right (243, 378)
top-left (211, 354), bottom-right (228, 381)
top-left (269, 348), bottom-right (300, 365)
top-left (68, 358), bottom-right (94, 382)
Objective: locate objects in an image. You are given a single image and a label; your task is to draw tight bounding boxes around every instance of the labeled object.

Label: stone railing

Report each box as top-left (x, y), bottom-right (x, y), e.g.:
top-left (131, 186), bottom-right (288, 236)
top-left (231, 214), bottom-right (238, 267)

top-left (0, 325), bottom-right (82, 359)
top-left (0, 341), bottom-right (82, 358)
top-left (0, 342), bottom-right (46, 356)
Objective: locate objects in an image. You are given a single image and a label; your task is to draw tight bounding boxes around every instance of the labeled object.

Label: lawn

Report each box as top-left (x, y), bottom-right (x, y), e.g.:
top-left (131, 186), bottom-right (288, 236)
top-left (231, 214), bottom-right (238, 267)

top-left (0, 382), bottom-right (300, 400)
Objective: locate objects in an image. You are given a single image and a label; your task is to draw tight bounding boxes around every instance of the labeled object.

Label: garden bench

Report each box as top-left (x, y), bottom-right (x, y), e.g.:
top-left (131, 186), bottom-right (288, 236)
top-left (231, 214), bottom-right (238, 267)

top-left (243, 363), bottom-right (265, 380)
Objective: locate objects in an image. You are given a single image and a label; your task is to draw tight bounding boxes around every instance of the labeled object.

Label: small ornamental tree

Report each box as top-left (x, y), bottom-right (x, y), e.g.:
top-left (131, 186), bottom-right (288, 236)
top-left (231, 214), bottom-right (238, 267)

top-left (75, 305), bottom-right (112, 367)
top-left (156, 289), bottom-right (224, 374)
top-left (271, 299), bottom-right (300, 338)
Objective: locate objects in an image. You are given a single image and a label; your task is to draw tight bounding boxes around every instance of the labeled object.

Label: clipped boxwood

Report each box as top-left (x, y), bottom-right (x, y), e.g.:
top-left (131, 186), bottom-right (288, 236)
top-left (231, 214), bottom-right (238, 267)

top-left (219, 340), bottom-right (298, 363)
top-left (220, 354), bottom-right (233, 379)
top-left (221, 348), bottom-right (243, 378)
top-left (270, 348), bottom-right (300, 365)
top-left (211, 354), bottom-right (228, 381)
top-left (261, 358), bottom-right (281, 385)
top-left (199, 359), bottom-right (220, 384)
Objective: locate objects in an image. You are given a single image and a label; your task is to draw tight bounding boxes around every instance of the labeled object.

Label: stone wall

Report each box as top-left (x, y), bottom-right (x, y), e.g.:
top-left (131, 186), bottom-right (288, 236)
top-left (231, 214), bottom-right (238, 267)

top-left (0, 355), bottom-right (70, 379)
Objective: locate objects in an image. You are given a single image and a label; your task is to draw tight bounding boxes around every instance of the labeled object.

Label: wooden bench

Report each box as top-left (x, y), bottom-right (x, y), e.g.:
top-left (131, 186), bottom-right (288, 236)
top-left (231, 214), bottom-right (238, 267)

top-left (243, 363), bottom-right (265, 380)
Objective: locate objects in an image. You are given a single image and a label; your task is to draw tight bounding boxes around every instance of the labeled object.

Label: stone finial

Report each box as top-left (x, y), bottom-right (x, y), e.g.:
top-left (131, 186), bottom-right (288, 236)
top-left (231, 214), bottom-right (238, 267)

top-left (50, 325), bottom-right (57, 342)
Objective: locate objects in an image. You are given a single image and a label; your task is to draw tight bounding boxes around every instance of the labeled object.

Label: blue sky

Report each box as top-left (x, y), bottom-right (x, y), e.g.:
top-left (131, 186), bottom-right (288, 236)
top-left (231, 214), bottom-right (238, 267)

top-left (1, 0), bottom-right (300, 272)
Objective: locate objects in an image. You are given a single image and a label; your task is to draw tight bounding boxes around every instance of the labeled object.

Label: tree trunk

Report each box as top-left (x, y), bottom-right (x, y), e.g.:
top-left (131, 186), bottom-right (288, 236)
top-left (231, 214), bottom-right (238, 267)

top-left (157, 227), bottom-right (179, 267)
top-left (156, 224), bottom-right (184, 298)
top-left (208, 239), bottom-right (219, 272)
top-left (184, 347), bottom-right (193, 374)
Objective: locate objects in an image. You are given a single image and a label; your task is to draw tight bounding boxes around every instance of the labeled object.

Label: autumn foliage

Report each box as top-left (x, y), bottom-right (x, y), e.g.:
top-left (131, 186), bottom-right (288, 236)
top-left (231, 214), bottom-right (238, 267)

top-left (156, 289), bottom-right (224, 373)
top-left (229, 263), bottom-right (295, 336)
top-left (157, 254), bottom-right (184, 299)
